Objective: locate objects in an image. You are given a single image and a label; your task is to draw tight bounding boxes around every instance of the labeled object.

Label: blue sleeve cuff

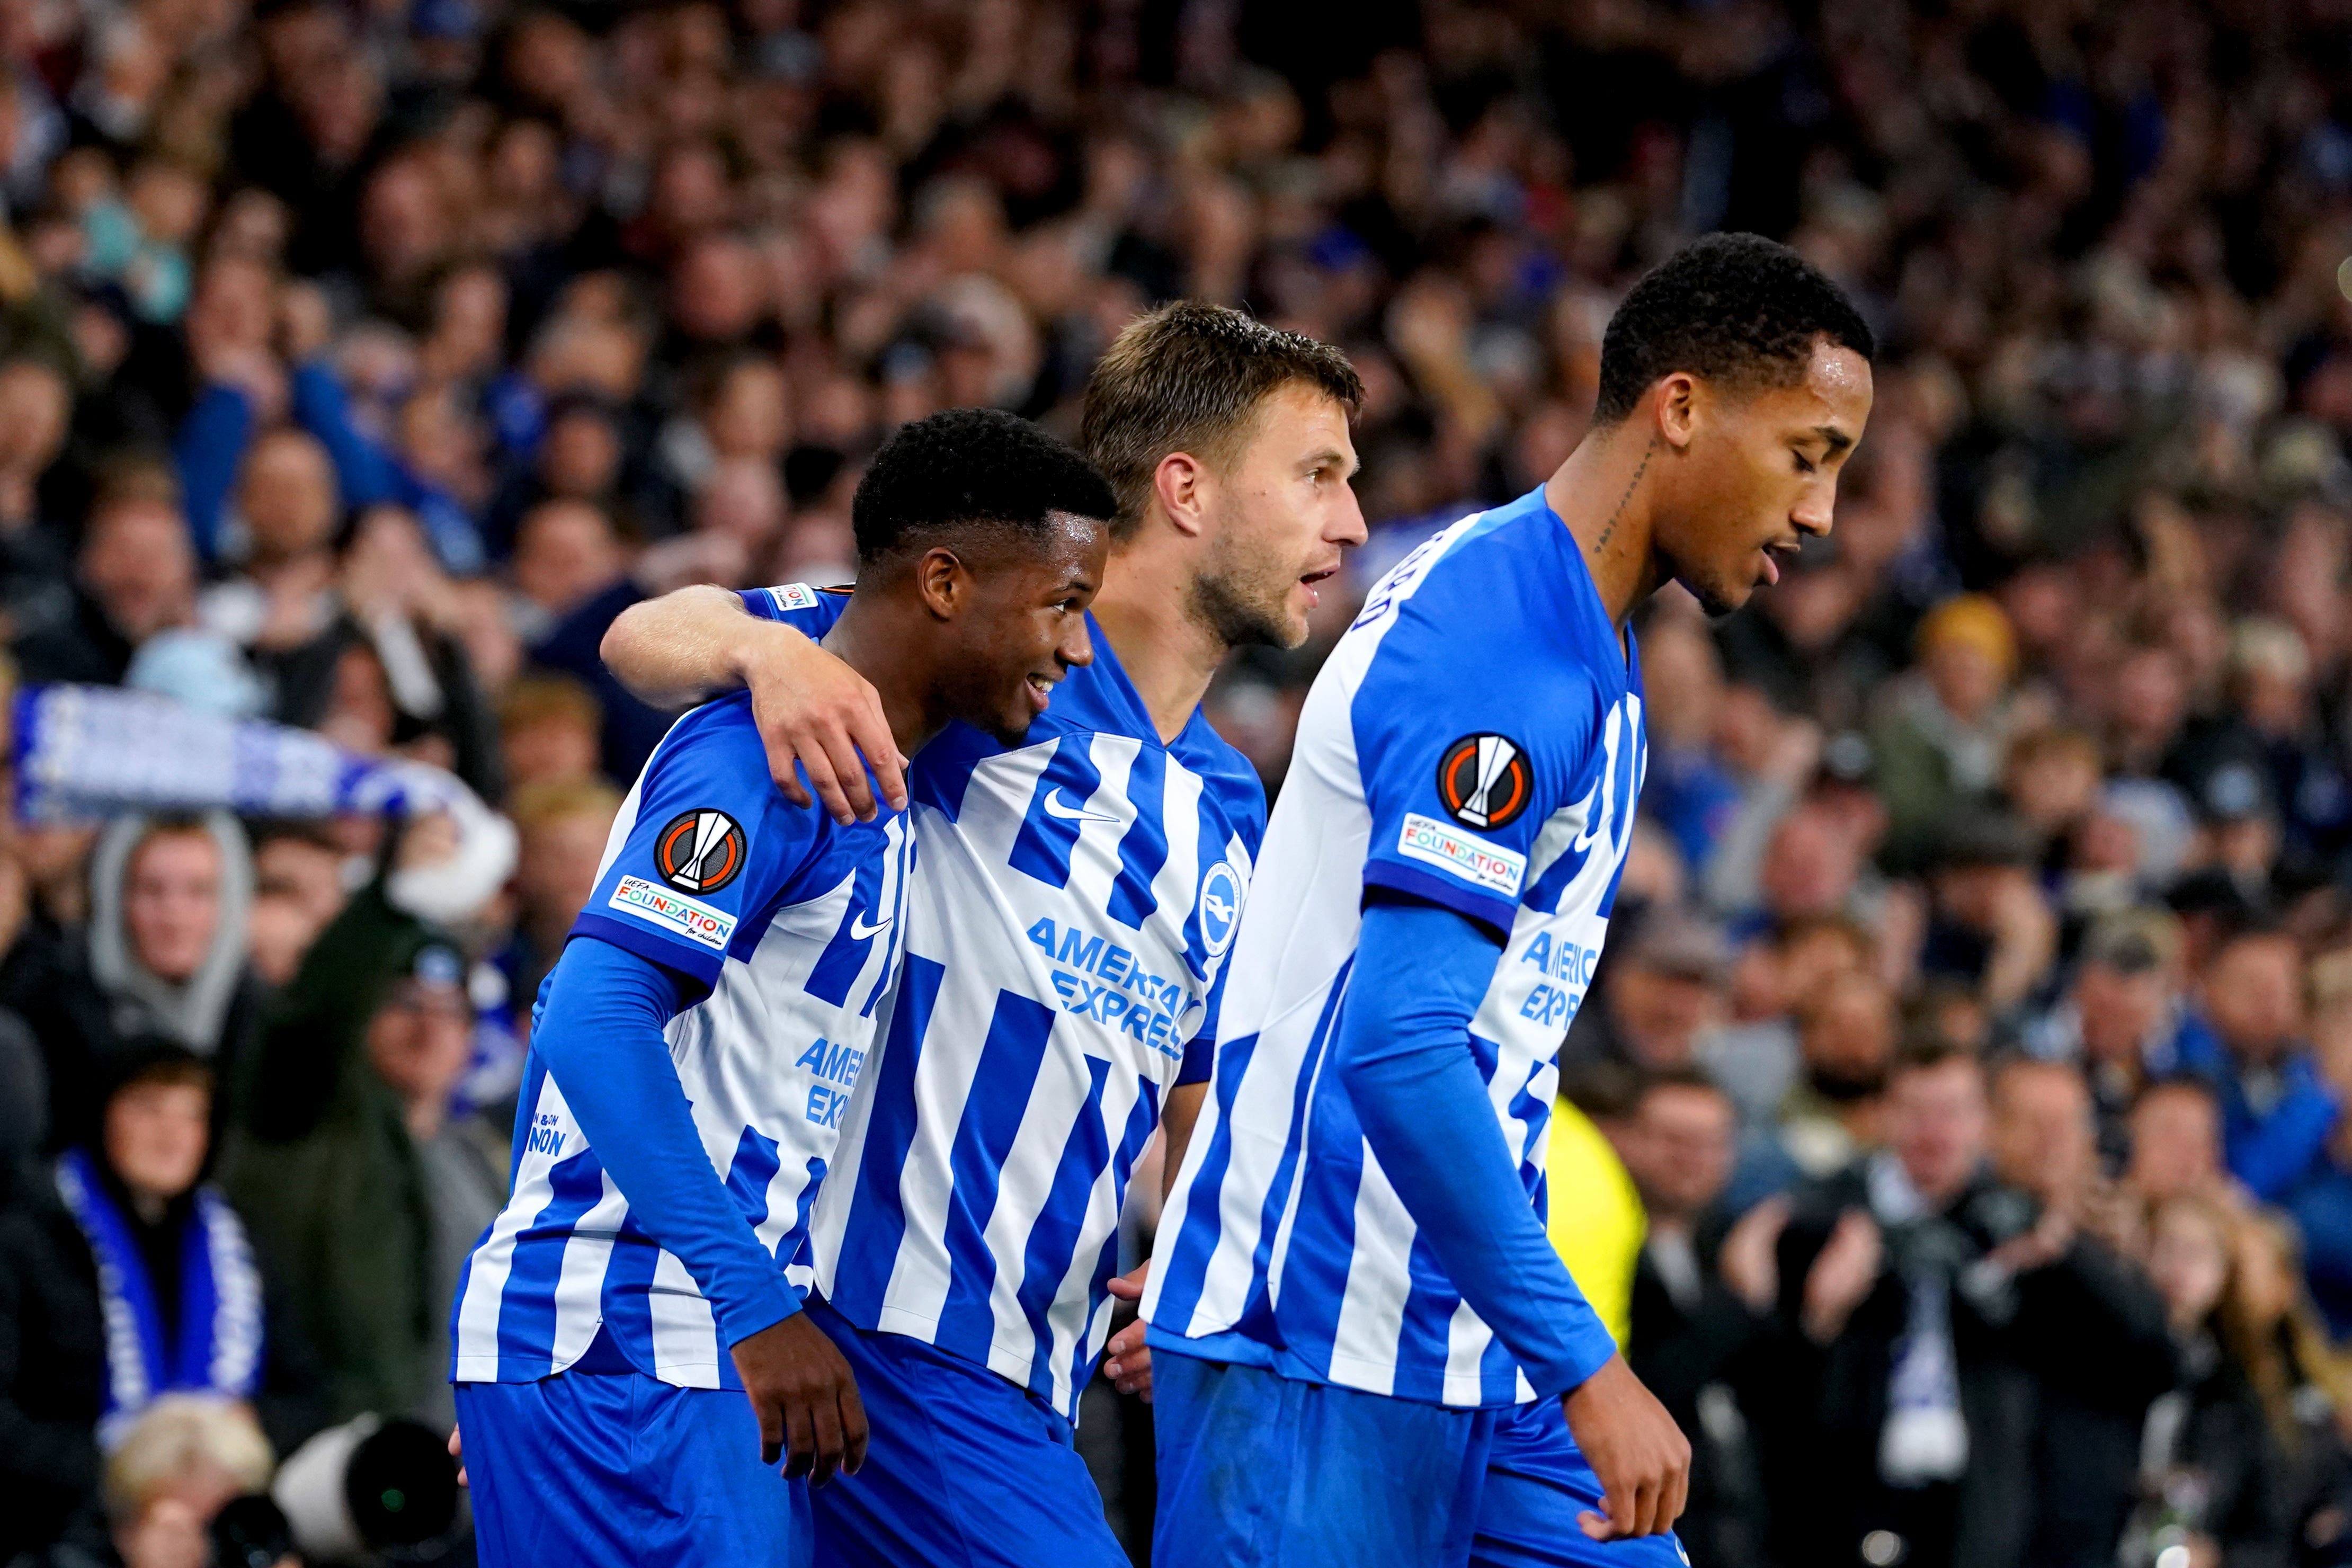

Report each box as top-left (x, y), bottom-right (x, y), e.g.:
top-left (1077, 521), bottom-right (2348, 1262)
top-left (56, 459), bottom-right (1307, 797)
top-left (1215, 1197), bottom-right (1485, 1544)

top-left (571, 910), bottom-right (726, 990)
top-left (1362, 860), bottom-right (1518, 938)
top-left (1177, 1031), bottom-right (1214, 1085)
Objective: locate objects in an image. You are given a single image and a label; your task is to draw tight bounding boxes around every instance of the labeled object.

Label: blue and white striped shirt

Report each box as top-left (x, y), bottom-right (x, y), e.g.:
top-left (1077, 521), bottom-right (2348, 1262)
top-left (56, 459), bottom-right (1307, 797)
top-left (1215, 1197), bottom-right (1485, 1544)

top-left (744, 587), bottom-right (1267, 1418)
top-left (1143, 487), bottom-right (1646, 1407)
top-left (450, 693), bottom-right (912, 1388)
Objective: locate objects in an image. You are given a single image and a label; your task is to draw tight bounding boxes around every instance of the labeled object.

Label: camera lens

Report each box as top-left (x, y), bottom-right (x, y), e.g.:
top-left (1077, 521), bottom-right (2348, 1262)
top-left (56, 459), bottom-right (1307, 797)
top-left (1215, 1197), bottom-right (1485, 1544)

top-left (341, 1418), bottom-right (460, 1546)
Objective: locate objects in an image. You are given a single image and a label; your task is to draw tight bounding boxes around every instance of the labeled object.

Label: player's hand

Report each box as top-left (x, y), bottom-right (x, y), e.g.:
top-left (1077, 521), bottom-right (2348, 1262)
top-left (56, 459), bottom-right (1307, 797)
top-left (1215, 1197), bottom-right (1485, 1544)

top-left (448, 1423), bottom-right (466, 1487)
top-left (1562, 1355), bottom-right (1689, 1542)
top-left (730, 1311), bottom-right (870, 1486)
top-left (741, 622), bottom-right (907, 825)
top-left (1100, 1263), bottom-right (1152, 1399)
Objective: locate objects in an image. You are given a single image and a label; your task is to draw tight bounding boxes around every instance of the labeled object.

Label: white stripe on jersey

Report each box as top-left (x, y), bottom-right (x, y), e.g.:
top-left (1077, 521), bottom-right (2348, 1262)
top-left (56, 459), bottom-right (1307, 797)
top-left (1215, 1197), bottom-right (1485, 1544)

top-left (548, 1170), bottom-right (627, 1369)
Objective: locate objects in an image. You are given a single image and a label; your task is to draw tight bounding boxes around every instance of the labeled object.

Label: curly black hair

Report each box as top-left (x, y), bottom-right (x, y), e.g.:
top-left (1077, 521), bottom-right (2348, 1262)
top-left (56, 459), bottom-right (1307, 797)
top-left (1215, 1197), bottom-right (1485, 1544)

top-left (851, 407), bottom-right (1117, 565)
top-left (1593, 232), bottom-right (1875, 424)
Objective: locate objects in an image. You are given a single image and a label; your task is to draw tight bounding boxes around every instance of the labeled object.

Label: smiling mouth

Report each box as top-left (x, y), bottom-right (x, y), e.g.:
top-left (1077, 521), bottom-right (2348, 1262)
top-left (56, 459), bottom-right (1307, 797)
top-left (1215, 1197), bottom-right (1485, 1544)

top-left (1025, 672), bottom-right (1059, 709)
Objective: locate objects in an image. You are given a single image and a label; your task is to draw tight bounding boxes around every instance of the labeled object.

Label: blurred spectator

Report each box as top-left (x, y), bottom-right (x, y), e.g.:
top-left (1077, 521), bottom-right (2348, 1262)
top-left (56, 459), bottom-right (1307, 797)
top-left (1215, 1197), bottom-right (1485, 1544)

top-left (1638, 615), bottom-right (1740, 878)
top-left (1985, 1059), bottom-right (2178, 1568)
top-left (1567, 911), bottom-right (1730, 1075)
top-left (2193, 930), bottom-right (2340, 1202)
top-left (98, 1395), bottom-right (275, 1568)
top-left (244, 822), bottom-right (349, 990)
top-left (1873, 596), bottom-right (2024, 875)
top-left (0, 1044), bottom-right (315, 1563)
top-left (1918, 809), bottom-right (2057, 1024)
top-left (2127, 1079), bottom-right (2232, 1210)
top-left (1748, 1046), bottom-right (2030, 1568)
top-left (1619, 1069), bottom-right (1766, 1568)
top-left (2130, 1195), bottom-right (2293, 1568)
top-left (13, 465), bottom-right (195, 687)
top-left (1764, 967), bottom-right (1898, 1188)
top-left (495, 674), bottom-right (604, 792)
top-left (1704, 913), bottom-right (1873, 1130)
top-left (2, 813), bottom-right (260, 1152)
top-left (500, 778), bottom-right (623, 1015)
top-left (2022, 911), bottom-right (2193, 1165)
top-left (222, 888), bottom-right (504, 1432)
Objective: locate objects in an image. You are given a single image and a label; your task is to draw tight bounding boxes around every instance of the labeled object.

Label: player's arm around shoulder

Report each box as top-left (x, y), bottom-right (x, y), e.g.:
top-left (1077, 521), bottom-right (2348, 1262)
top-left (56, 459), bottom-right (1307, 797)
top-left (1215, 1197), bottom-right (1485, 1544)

top-left (603, 581), bottom-right (907, 825)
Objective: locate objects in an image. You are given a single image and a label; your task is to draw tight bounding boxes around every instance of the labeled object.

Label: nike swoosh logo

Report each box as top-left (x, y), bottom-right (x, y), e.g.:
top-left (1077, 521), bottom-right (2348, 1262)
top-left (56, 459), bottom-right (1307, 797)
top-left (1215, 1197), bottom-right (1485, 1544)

top-left (850, 913), bottom-right (893, 941)
top-left (1042, 789), bottom-right (1118, 824)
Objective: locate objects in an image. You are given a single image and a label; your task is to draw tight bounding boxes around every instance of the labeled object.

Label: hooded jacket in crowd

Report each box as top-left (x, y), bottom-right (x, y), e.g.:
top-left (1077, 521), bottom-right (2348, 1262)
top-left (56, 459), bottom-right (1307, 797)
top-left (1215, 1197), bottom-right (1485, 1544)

top-left (1, 810), bottom-right (264, 1152)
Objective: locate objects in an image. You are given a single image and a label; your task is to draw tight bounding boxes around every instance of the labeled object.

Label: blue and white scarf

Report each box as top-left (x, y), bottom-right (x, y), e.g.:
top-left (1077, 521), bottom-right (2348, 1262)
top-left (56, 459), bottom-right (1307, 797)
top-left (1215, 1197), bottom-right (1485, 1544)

top-left (14, 683), bottom-right (468, 825)
top-left (54, 1148), bottom-right (264, 1448)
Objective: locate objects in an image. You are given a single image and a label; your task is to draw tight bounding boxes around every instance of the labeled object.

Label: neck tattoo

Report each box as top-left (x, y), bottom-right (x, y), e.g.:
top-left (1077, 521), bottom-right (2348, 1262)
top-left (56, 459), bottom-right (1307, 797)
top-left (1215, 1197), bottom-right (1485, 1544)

top-left (1592, 438), bottom-right (1657, 554)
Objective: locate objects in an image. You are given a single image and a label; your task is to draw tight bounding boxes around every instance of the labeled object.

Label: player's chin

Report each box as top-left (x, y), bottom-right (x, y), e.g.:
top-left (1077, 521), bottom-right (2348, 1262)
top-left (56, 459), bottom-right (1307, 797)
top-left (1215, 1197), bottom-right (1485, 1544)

top-left (1271, 589), bottom-right (1316, 648)
top-left (978, 707), bottom-right (1037, 747)
top-left (1683, 570), bottom-right (1756, 619)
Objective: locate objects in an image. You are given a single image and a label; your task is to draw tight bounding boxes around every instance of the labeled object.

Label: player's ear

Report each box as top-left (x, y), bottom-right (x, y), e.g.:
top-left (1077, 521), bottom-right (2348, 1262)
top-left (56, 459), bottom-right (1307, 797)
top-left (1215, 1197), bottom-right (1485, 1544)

top-left (1151, 451), bottom-right (1209, 539)
top-left (1654, 372), bottom-right (1701, 451)
top-left (915, 545), bottom-right (968, 619)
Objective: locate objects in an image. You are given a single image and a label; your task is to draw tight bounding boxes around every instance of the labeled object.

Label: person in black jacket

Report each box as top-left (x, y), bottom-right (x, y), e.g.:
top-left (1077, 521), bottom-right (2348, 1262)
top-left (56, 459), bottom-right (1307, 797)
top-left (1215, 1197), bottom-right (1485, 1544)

top-left (1742, 1043), bottom-right (2042, 1568)
top-left (0, 1040), bottom-right (320, 1562)
top-left (1986, 1058), bottom-right (2180, 1567)
top-left (1618, 1068), bottom-right (1768, 1568)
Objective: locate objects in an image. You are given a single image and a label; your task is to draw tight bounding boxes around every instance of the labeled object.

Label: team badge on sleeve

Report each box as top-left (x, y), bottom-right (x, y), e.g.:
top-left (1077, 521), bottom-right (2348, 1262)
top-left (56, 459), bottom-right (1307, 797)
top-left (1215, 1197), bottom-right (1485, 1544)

top-left (1436, 733), bottom-right (1530, 830)
top-left (654, 809), bottom-right (747, 893)
top-left (1196, 862), bottom-right (1242, 956)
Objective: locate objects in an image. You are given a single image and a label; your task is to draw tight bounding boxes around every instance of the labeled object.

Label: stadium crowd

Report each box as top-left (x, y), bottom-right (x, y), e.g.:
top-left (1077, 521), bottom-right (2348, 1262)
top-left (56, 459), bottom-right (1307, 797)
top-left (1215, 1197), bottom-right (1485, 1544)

top-left (0, 0), bottom-right (2348, 1564)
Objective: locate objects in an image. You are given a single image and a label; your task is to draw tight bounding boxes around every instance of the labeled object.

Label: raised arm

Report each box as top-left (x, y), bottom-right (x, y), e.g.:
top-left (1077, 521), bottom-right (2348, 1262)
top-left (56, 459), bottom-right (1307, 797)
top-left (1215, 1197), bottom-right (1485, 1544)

top-left (600, 584), bottom-right (907, 823)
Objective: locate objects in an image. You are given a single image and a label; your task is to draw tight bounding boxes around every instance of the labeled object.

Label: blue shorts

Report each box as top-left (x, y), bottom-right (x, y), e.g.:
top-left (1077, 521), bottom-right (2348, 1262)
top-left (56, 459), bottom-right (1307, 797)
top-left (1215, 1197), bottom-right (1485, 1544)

top-left (805, 1297), bottom-right (1126, 1568)
top-left (456, 1366), bottom-right (810, 1568)
top-left (1151, 1350), bottom-right (1689, 1568)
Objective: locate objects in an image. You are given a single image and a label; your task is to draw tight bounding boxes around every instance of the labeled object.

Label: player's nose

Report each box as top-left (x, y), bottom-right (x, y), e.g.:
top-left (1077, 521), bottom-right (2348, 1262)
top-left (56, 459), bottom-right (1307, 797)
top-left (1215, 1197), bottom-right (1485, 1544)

top-left (1329, 483), bottom-right (1368, 547)
top-left (1793, 483), bottom-right (1837, 537)
top-left (1058, 615), bottom-right (1095, 669)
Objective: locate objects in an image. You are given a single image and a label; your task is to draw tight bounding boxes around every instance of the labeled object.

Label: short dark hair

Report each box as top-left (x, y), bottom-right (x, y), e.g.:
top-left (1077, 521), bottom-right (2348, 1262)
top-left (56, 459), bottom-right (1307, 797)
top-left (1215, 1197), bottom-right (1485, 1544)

top-left (1636, 1066), bottom-right (1731, 1109)
top-left (1593, 232), bottom-right (1875, 425)
top-left (103, 1037), bottom-right (213, 1106)
top-left (851, 408), bottom-right (1116, 566)
top-left (1887, 1037), bottom-right (1982, 1084)
top-left (1081, 302), bottom-right (1363, 538)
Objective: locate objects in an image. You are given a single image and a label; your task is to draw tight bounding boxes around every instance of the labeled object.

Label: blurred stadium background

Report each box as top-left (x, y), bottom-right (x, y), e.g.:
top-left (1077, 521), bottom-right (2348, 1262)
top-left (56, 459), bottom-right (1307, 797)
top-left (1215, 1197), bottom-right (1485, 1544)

top-left (4, 1), bottom-right (2352, 1565)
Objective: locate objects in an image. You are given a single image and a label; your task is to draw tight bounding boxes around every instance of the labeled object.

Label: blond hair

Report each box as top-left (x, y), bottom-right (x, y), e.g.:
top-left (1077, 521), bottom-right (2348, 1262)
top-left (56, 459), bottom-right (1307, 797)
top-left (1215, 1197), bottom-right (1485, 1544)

top-left (104, 1395), bottom-right (273, 1520)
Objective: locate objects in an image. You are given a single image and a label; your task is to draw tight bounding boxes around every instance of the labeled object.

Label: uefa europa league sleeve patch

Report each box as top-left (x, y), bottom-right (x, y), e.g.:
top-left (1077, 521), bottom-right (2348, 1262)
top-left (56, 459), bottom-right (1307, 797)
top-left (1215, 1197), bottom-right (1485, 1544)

top-left (1435, 733), bottom-right (1531, 830)
top-left (654, 809), bottom-right (748, 894)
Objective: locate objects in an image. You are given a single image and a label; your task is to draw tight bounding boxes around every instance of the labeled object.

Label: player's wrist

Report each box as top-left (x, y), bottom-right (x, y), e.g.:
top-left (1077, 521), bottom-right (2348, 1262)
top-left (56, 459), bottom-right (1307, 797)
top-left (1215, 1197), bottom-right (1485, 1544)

top-left (727, 615), bottom-right (816, 690)
top-left (717, 1279), bottom-right (804, 1348)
